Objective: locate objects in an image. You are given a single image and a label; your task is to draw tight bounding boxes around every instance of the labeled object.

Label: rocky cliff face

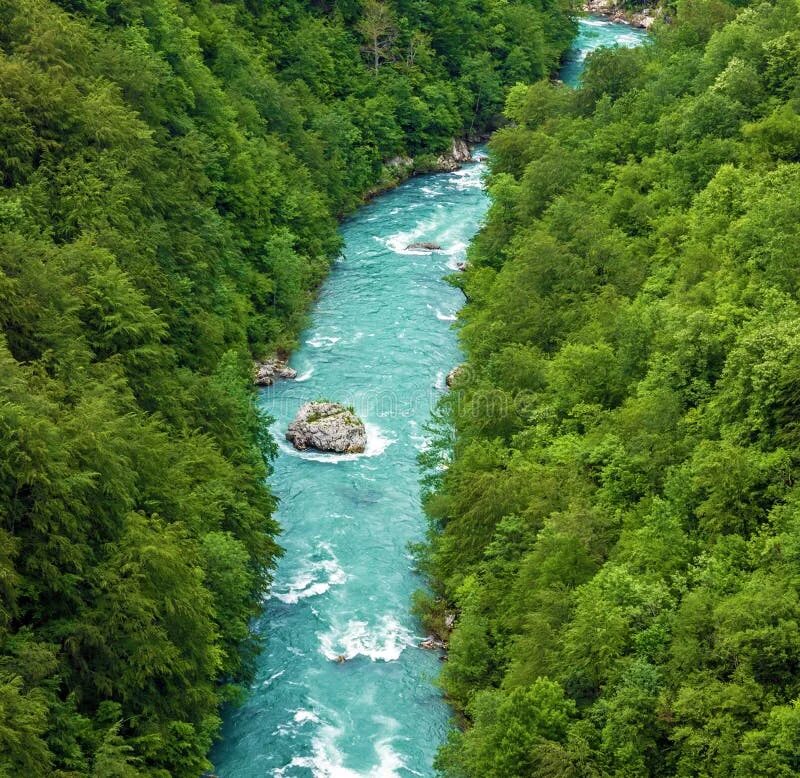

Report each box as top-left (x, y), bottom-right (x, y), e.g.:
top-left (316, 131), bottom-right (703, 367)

top-left (435, 139), bottom-right (474, 172)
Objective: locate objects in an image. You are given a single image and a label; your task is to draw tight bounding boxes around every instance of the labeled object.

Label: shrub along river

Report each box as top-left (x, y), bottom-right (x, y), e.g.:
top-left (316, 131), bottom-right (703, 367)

top-left (211, 16), bottom-right (647, 777)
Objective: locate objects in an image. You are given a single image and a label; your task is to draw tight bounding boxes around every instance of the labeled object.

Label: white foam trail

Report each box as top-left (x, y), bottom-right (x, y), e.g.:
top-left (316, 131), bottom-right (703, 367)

top-left (438, 237), bottom-right (469, 270)
top-left (382, 214), bottom-right (446, 255)
top-left (443, 239), bottom-right (468, 257)
top-left (275, 422), bottom-right (395, 464)
top-left (293, 709), bottom-right (321, 725)
top-left (295, 366), bottom-right (314, 382)
top-left (434, 371), bottom-right (446, 391)
top-left (435, 309), bottom-right (457, 322)
top-left (318, 614), bottom-right (413, 662)
top-left (271, 546), bottom-right (347, 604)
top-left (262, 669), bottom-right (285, 687)
top-left (385, 233), bottom-right (431, 255)
top-left (276, 725), bottom-right (409, 778)
top-left (450, 164), bottom-right (485, 190)
top-left (306, 335), bottom-right (341, 348)
top-left (411, 431), bottom-right (432, 452)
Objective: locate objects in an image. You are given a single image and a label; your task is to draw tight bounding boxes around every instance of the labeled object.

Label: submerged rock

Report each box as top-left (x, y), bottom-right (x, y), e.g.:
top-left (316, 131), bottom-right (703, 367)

top-left (406, 241), bottom-right (442, 251)
top-left (254, 358), bottom-right (297, 386)
top-left (286, 402), bottom-right (367, 454)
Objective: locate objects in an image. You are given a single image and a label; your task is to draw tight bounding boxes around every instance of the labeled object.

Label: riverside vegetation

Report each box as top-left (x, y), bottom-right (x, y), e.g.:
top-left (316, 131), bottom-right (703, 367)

top-left (0, 0), bottom-right (576, 774)
top-left (418, 0), bottom-right (800, 775)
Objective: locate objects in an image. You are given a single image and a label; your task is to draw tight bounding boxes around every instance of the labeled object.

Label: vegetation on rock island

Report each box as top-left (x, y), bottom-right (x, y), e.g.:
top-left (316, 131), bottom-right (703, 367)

top-left (418, 0), bottom-right (800, 775)
top-left (0, 0), bottom-right (575, 773)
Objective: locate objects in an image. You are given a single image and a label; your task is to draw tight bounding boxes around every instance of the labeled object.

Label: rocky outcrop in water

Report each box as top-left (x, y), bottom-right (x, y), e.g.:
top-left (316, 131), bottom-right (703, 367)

top-left (406, 242), bottom-right (442, 251)
top-left (254, 358), bottom-right (297, 386)
top-left (286, 402), bottom-right (367, 453)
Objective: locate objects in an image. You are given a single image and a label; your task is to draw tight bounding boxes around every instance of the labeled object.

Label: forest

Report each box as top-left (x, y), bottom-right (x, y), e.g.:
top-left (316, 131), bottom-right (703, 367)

top-left (0, 0), bottom-right (575, 774)
top-left (419, 0), bottom-right (800, 774)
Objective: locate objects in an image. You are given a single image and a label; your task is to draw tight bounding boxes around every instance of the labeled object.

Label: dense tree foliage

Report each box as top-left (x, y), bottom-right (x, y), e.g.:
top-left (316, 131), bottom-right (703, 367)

top-left (420, 0), bottom-right (800, 774)
top-left (0, 0), bottom-right (574, 774)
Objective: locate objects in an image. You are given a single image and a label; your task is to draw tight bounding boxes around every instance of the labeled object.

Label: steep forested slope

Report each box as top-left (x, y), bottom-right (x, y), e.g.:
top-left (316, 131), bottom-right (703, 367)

top-left (0, 0), bottom-right (574, 774)
top-left (421, 0), bottom-right (800, 775)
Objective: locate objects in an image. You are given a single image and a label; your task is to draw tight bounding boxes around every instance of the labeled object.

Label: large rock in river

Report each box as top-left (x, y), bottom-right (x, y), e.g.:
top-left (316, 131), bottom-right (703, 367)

top-left (406, 241), bottom-right (442, 251)
top-left (286, 402), bottom-right (367, 454)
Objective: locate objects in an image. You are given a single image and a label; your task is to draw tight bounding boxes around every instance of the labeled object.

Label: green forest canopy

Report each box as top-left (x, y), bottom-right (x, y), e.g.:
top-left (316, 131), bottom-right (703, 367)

top-left (418, 0), bottom-right (800, 775)
top-left (0, 0), bottom-right (574, 774)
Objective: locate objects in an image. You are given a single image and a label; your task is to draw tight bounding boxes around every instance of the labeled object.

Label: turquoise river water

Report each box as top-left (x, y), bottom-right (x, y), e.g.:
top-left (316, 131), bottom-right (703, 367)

top-left (211, 17), bottom-right (646, 778)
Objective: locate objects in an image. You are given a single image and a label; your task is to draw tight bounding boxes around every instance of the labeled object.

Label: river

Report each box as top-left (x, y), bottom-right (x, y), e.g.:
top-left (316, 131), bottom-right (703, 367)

top-left (211, 16), bottom-right (646, 778)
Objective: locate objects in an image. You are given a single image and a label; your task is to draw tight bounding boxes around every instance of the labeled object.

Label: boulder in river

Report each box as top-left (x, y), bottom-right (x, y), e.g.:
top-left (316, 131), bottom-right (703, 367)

top-left (406, 241), bottom-right (442, 251)
top-left (419, 635), bottom-right (447, 650)
top-left (254, 358), bottom-right (297, 386)
top-left (286, 401), bottom-right (367, 454)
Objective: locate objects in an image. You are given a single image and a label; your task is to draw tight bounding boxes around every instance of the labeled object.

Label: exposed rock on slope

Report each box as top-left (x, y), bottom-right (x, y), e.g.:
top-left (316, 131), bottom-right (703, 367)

top-left (446, 366), bottom-right (464, 388)
top-left (435, 139), bottom-right (474, 172)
